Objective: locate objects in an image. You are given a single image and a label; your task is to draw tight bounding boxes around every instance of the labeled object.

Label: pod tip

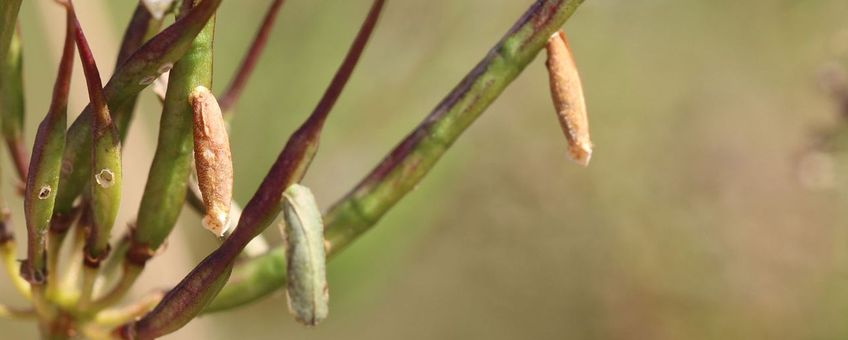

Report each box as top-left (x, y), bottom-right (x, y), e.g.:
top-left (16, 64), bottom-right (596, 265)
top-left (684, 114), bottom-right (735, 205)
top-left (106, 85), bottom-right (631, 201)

top-left (568, 141), bottom-right (592, 167)
top-left (202, 212), bottom-right (228, 237)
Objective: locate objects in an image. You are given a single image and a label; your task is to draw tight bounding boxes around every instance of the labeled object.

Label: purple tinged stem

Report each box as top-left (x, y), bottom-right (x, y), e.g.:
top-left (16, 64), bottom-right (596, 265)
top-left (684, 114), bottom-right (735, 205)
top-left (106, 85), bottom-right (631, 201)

top-left (119, 1), bottom-right (386, 337)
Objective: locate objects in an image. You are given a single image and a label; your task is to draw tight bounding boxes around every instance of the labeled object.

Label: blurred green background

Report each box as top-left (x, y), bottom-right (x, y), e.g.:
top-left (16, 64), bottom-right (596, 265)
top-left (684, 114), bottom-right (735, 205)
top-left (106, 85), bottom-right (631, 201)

top-left (3, 0), bottom-right (848, 338)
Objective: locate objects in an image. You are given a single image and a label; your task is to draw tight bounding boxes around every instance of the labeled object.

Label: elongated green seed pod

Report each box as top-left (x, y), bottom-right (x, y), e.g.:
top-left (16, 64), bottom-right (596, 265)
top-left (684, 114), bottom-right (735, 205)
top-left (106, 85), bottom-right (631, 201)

top-left (134, 0), bottom-right (216, 251)
top-left (0, 1), bottom-right (22, 141)
top-left (189, 86), bottom-right (232, 237)
top-left (0, 27), bottom-right (26, 182)
top-left (69, 2), bottom-right (123, 263)
top-left (0, 28), bottom-right (23, 139)
top-left (282, 184), bottom-right (328, 326)
top-left (89, 128), bottom-right (122, 262)
top-left (127, 1), bottom-right (383, 334)
top-left (53, 0), bottom-right (222, 231)
top-left (0, 1), bottom-right (21, 59)
top-left (112, 3), bottom-right (166, 142)
top-left (545, 30), bottom-right (591, 166)
top-left (205, 0), bottom-right (588, 313)
top-left (22, 9), bottom-right (74, 283)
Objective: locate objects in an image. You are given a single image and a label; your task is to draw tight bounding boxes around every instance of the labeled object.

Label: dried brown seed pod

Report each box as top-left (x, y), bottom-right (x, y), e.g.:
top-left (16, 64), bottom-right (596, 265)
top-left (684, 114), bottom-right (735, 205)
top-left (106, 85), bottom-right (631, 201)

top-left (545, 30), bottom-right (592, 166)
top-left (189, 86), bottom-right (233, 237)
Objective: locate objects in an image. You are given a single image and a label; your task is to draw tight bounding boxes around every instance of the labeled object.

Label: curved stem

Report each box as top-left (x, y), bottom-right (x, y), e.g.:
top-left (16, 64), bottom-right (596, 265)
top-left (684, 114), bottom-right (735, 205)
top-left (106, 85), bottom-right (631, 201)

top-left (0, 240), bottom-right (30, 299)
top-left (205, 0), bottom-right (587, 312)
top-left (0, 8), bottom-right (27, 184)
top-left (94, 290), bottom-right (164, 327)
top-left (87, 263), bottom-right (142, 313)
top-left (218, 0), bottom-right (286, 114)
top-left (0, 304), bottom-right (36, 320)
top-left (94, 1), bottom-right (219, 315)
top-left (52, 0), bottom-right (222, 234)
top-left (123, 1), bottom-right (386, 336)
top-left (133, 0), bottom-right (217, 251)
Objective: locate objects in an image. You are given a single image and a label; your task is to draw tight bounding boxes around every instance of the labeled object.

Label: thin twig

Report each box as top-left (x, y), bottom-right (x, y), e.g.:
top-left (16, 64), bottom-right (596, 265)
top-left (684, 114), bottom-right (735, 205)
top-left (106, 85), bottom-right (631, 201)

top-left (218, 0), bottom-right (286, 114)
top-left (0, 240), bottom-right (31, 299)
top-left (94, 290), bottom-right (165, 327)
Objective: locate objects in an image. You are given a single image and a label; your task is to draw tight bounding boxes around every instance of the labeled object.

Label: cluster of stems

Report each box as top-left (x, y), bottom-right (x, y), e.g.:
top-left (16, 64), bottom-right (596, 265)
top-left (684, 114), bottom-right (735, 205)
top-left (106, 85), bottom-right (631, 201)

top-left (0, 0), bottom-right (587, 338)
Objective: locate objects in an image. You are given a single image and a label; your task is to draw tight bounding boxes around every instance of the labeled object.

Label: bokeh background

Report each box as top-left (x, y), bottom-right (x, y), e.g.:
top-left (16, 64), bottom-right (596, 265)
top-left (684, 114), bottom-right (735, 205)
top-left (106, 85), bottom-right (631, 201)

top-left (3, 0), bottom-right (848, 339)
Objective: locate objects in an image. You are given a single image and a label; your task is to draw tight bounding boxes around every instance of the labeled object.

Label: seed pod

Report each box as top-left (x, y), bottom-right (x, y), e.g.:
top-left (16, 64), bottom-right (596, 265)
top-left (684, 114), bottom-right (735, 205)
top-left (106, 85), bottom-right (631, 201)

top-left (68, 0), bottom-right (123, 262)
top-left (53, 0), bottom-right (222, 237)
top-left (22, 6), bottom-right (74, 282)
top-left (545, 30), bottom-right (591, 166)
top-left (0, 24), bottom-right (27, 182)
top-left (282, 184), bottom-right (328, 326)
top-left (189, 86), bottom-right (232, 237)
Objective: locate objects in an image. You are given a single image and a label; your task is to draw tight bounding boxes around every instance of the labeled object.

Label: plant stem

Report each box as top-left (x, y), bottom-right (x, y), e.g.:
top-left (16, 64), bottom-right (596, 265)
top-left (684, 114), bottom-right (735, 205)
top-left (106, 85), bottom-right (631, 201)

top-left (0, 26), bottom-right (27, 184)
top-left (0, 304), bottom-right (35, 319)
top-left (88, 263), bottom-right (142, 313)
top-left (133, 0), bottom-right (216, 251)
top-left (96, 233), bottom-right (129, 290)
top-left (56, 222), bottom-right (86, 306)
top-left (0, 0), bottom-right (26, 183)
top-left (22, 5), bottom-right (74, 291)
top-left (94, 290), bottom-right (164, 327)
top-left (0, 0), bottom-right (21, 59)
top-left (78, 266), bottom-right (97, 307)
top-left (324, 0), bottom-right (585, 253)
top-left (65, 2), bottom-right (125, 308)
top-left (52, 0), bottom-right (222, 236)
top-left (46, 2), bottom-right (161, 286)
top-left (93, 1), bottom-right (218, 313)
top-left (120, 1), bottom-right (386, 336)
top-left (113, 3), bottom-right (166, 141)
top-left (205, 0), bottom-right (587, 312)
top-left (0, 240), bottom-right (30, 299)
top-left (218, 0), bottom-right (285, 114)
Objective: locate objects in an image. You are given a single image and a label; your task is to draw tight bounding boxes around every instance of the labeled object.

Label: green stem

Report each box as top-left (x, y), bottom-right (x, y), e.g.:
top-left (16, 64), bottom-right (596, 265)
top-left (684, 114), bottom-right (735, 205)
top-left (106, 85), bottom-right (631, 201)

top-left (78, 266), bottom-right (97, 307)
top-left (122, 1), bottom-right (386, 336)
top-left (23, 6), bottom-right (74, 289)
top-left (0, 1), bottom-right (25, 183)
top-left (66, 3), bottom-right (124, 303)
top-left (0, 0), bottom-right (21, 59)
top-left (133, 0), bottom-right (215, 251)
top-left (93, 290), bottom-right (164, 327)
top-left (46, 2), bottom-right (161, 286)
top-left (113, 3), bottom-right (165, 141)
top-left (0, 25), bottom-right (26, 183)
top-left (206, 246), bottom-right (285, 312)
top-left (218, 0), bottom-right (285, 114)
top-left (0, 303), bottom-right (35, 319)
top-left (1, 240), bottom-right (30, 299)
top-left (88, 262), bottom-right (142, 313)
top-left (96, 233), bottom-right (129, 290)
top-left (55, 220), bottom-right (86, 307)
top-left (94, 1), bottom-right (218, 314)
top-left (205, 0), bottom-right (586, 312)
top-left (52, 0), bottom-right (222, 232)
